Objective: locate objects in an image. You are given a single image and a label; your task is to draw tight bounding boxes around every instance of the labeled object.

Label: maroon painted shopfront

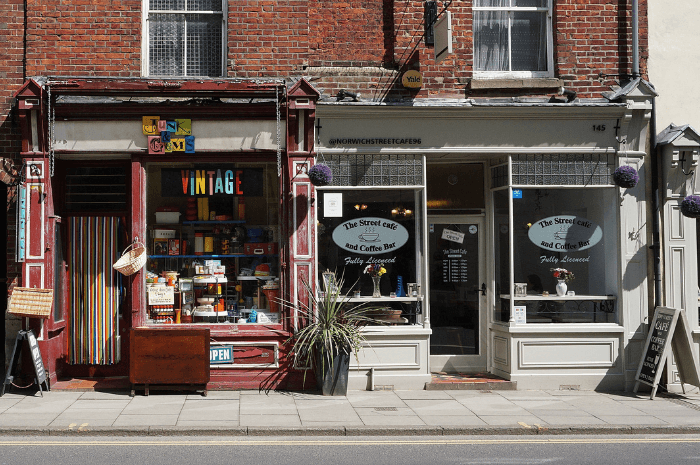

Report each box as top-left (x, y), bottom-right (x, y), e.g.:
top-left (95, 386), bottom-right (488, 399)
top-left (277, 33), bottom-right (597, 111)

top-left (13, 77), bottom-right (320, 390)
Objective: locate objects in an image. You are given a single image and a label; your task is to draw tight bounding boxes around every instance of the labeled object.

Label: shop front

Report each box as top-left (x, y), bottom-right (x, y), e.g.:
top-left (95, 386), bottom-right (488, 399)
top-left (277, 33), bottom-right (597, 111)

top-left (315, 81), bottom-right (656, 391)
top-left (13, 78), bottom-right (319, 390)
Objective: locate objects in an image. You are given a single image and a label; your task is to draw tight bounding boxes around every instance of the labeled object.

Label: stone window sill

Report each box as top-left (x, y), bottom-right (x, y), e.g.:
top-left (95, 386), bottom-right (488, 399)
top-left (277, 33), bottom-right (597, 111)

top-left (469, 78), bottom-right (563, 90)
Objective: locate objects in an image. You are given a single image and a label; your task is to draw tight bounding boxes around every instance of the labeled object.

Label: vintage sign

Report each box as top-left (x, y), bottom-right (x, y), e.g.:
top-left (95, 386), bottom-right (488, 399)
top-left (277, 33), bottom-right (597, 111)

top-left (332, 217), bottom-right (409, 255)
top-left (528, 215), bottom-right (603, 252)
top-left (144, 117), bottom-right (194, 154)
top-left (160, 168), bottom-right (263, 197)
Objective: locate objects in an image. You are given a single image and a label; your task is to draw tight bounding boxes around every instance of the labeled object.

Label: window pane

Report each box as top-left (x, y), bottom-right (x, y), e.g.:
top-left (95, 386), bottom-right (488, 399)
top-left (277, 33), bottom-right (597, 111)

top-left (149, 14), bottom-right (185, 76)
top-left (186, 13), bottom-right (223, 77)
top-left (187, 0), bottom-right (223, 12)
top-left (513, 188), bottom-right (618, 323)
top-left (474, 11), bottom-right (509, 71)
top-left (150, 0), bottom-right (185, 10)
top-left (511, 11), bottom-right (547, 71)
top-left (513, 0), bottom-right (547, 7)
top-left (474, 0), bottom-right (509, 6)
top-left (493, 190), bottom-right (510, 323)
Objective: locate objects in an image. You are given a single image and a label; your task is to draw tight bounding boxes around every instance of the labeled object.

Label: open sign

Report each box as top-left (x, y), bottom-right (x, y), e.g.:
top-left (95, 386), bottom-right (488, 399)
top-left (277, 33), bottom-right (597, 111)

top-left (210, 345), bottom-right (233, 364)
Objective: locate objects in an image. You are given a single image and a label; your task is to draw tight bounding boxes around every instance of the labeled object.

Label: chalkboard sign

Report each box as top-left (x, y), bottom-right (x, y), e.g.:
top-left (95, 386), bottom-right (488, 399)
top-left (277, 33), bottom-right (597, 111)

top-left (1, 330), bottom-right (50, 397)
top-left (635, 307), bottom-right (700, 399)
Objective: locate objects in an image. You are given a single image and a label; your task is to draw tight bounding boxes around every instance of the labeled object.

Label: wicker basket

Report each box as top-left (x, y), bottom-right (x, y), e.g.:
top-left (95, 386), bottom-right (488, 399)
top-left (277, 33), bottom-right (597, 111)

top-left (8, 287), bottom-right (53, 319)
top-left (113, 241), bottom-right (147, 276)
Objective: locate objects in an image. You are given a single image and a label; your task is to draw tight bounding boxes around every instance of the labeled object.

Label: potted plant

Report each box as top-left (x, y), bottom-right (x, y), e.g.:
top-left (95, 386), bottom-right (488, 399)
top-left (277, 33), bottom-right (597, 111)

top-left (308, 163), bottom-right (333, 187)
top-left (612, 165), bottom-right (639, 188)
top-left (283, 273), bottom-right (379, 395)
top-left (681, 195), bottom-right (700, 218)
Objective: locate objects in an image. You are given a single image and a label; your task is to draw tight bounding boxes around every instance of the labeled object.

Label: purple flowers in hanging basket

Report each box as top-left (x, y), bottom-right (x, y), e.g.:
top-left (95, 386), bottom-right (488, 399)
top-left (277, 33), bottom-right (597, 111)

top-left (308, 163), bottom-right (333, 186)
top-left (612, 166), bottom-right (639, 188)
top-left (681, 195), bottom-right (700, 218)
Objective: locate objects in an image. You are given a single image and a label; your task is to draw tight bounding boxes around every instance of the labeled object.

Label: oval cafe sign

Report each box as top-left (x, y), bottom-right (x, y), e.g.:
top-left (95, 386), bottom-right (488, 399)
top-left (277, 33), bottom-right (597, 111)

top-left (528, 215), bottom-right (603, 252)
top-left (332, 217), bottom-right (409, 255)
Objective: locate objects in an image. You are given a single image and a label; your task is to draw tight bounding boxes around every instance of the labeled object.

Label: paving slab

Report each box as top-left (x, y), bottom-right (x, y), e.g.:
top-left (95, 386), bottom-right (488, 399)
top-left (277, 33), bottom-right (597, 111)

top-left (346, 392), bottom-right (407, 408)
top-left (49, 417), bottom-right (117, 428)
top-left (476, 415), bottom-right (547, 427)
top-left (593, 415), bottom-right (670, 425)
top-left (112, 414), bottom-right (179, 427)
top-left (240, 395), bottom-right (297, 415)
top-left (497, 390), bottom-right (558, 400)
top-left (402, 399), bottom-right (474, 416)
top-left (179, 399), bottom-right (239, 421)
top-left (359, 415), bottom-right (426, 426)
top-left (0, 413), bottom-right (58, 427)
top-left (77, 391), bottom-right (132, 400)
top-left (239, 414), bottom-right (302, 427)
top-left (453, 396), bottom-right (530, 416)
top-left (120, 397), bottom-right (186, 415)
top-left (534, 414), bottom-right (607, 426)
top-left (68, 399), bottom-right (131, 409)
top-left (394, 390), bottom-right (453, 400)
top-left (296, 400), bottom-right (362, 423)
top-left (418, 415), bottom-right (486, 426)
top-left (176, 420), bottom-right (240, 427)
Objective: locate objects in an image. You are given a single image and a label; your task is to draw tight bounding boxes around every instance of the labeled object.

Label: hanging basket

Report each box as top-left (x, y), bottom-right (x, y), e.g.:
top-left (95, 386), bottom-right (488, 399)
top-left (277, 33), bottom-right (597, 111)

top-left (612, 166), bottom-right (639, 188)
top-left (113, 241), bottom-right (147, 276)
top-left (308, 163), bottom-right (333, 187)
top-left (681, 195), bottom-right (700, 219)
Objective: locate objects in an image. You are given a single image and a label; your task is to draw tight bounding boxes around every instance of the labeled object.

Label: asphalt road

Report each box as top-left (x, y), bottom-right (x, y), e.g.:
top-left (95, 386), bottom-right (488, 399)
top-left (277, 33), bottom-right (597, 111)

top-left (1, 435), bottom-right (699, 465)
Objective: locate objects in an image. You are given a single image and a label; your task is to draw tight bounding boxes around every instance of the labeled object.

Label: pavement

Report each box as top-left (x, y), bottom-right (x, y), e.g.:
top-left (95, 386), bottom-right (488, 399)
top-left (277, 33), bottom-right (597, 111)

top-left (2, 387), bottom-right (700, 436)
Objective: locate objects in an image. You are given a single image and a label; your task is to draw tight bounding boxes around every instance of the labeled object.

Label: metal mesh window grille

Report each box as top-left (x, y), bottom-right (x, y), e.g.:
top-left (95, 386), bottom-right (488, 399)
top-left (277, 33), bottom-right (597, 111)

top-left (491, 164), bottom-right (508, 188)
top-left (148, 1), bottom-right (223, 77)
top-left (511, 154), bottom-right (614, 186)
top-left (65, 167), bottom-right (128, 213)
top-left (322, 154), bottom-right (424, 187)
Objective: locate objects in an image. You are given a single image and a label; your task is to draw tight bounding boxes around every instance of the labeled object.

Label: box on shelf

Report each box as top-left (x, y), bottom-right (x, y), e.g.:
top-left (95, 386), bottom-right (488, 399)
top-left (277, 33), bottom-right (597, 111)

top-left (195, 265), bottom-right (210, 275)
top-left (212, 265), bottom-right (226, 275)
top-left (243, 242), bottom-right (278, 255)
top-left (153, 238), bottom-right (169, 255)
top-left (204, 260), bottom-right (221, 267)
top-left (155, 207), bottom-right (181, 224)
top-left (153, 229), bottom-right (177, 239)
top-left (168, 239), bottom-right (180, 255)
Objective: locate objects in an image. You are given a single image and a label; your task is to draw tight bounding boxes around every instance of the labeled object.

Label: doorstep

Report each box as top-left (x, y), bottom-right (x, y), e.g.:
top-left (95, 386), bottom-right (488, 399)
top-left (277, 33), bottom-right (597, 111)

top-left (425, 372), bottom-right (517, 391)
top-left (51, 377), bottom-right (131, 391)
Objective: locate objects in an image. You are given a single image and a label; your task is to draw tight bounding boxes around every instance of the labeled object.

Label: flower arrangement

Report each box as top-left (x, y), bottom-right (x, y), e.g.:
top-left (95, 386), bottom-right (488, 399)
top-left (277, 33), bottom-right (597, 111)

top-left (612, 166), bottom-right (639, 188)
top-left (681, 195), bottom-right (700, 218)
top-left (551, 267), bottom-right (575, 283)
top-left (308, 163), bottom-right (333, 186)
top-left (364, 263), bottom-right (387, 277)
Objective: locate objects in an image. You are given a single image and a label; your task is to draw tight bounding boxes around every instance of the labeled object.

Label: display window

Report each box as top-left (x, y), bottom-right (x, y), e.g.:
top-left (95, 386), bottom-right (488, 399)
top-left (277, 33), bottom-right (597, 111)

top-left (145, 162), bottom-right (280, 325)
top-left (316, 189), bottom-right (424, 325)
top-left (496, 187), bottom-right (619, 324)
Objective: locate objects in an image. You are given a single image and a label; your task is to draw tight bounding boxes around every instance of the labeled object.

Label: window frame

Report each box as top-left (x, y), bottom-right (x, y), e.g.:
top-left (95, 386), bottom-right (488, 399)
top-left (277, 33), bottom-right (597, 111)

top-left (142, 0), bottom-right (227, 78)
top-left (472, 0), bottom-right (554, 79)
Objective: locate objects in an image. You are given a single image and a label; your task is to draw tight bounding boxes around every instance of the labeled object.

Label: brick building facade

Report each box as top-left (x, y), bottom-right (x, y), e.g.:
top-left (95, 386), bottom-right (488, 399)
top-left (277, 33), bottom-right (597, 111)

top-left (2, 1), bottom-right (659, 392)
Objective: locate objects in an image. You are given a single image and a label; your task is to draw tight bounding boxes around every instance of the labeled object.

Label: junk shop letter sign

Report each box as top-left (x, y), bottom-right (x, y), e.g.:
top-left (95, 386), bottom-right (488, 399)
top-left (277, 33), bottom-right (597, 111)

top-left (634, 307), bottom-right (700, 399)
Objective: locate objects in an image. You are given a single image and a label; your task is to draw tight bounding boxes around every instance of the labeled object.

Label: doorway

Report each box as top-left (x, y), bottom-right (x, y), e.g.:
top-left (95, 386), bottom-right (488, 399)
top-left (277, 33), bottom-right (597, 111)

top-left (428, 216), bottom-right (486, 372)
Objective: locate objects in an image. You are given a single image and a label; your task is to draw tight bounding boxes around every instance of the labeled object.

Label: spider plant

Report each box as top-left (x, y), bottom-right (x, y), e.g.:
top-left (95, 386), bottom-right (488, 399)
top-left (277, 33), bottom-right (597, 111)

top-left (283, 273), bottom-right (381, 392)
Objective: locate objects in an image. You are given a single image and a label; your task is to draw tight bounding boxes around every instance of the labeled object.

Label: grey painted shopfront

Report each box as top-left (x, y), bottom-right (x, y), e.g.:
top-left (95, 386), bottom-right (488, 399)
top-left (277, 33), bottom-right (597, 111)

top-left (314, 80), bottom-right (658, 391)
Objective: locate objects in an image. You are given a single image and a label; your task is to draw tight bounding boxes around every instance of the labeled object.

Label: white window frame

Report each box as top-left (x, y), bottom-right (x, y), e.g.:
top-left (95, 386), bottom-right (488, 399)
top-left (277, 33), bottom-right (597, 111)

top-left (142, 0), bottom-right (227, 78)
top-left (473, 0), bottom-right (554, 79)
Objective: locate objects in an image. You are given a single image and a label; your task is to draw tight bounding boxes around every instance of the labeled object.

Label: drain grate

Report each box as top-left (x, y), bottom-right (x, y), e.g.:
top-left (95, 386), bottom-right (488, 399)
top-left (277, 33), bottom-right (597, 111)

top-left (374, 407), bottom-right (398, 412)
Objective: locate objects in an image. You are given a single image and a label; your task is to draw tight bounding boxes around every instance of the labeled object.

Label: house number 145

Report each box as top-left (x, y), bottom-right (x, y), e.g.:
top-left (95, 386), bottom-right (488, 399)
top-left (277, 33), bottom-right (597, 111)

top-left (592, 125), bottom-right (606, 131)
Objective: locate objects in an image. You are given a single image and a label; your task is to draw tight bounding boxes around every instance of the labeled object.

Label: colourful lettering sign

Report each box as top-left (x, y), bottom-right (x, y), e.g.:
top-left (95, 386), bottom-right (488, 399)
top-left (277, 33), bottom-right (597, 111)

top-left (143, 116), bottom-right (160, 135)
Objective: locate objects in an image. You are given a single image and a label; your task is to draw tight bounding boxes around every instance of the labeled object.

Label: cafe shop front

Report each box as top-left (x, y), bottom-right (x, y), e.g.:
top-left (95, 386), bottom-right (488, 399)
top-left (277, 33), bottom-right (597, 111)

top-left (312, 79), bottom-right (657, 391)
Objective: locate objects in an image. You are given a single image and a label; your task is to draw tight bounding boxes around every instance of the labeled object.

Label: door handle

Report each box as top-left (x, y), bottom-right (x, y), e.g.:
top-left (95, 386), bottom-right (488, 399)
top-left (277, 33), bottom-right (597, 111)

top-left (480, 283), bottom-right (486, 296)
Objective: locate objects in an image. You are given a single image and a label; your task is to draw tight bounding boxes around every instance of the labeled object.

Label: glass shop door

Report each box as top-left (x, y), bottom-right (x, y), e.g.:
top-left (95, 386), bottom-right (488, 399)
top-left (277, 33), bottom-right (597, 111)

top-left (428, 216), bottom-right (487, 372)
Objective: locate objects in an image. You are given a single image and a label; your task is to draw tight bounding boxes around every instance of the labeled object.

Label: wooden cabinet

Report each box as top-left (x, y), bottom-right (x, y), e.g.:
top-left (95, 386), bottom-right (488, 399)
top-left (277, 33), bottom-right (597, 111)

top-left (129, 327), bottom-right (210, 395)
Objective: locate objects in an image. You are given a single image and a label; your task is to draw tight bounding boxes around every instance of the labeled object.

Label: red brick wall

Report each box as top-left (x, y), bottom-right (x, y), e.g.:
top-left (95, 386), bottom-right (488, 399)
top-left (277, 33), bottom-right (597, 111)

top-left (25, 0), bottom-right (141, 77)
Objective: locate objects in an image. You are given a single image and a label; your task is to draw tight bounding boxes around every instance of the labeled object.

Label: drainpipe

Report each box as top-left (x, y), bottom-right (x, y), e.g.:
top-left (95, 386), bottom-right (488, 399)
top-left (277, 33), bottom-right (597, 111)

top-left (632, 0), bottom-right (639, 78)
top-left (650, 97), bottom-right (662, 308)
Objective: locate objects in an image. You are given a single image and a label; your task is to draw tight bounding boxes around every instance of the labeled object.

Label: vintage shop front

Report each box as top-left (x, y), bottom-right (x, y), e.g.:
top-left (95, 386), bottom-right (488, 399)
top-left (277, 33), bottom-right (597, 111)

top-left (13, 78), bottom-right (320, 390)
top-left (314, 82), bottom-right (656, 390)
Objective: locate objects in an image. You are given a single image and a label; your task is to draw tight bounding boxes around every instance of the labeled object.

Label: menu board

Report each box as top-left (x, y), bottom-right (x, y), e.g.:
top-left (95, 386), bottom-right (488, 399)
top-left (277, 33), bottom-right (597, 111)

top-left (441, 248), bottom-right (469, 283)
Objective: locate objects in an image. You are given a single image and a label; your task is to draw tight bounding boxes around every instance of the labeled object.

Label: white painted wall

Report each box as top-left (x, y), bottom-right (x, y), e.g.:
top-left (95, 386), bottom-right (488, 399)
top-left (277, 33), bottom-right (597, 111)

top-left (648, 0), bottom-right (700, 131)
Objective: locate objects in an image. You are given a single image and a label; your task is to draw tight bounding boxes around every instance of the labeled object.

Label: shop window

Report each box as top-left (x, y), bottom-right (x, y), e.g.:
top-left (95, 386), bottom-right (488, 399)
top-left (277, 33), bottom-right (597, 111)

top-left (145, 162), bottom-right (279, 325)
top-left (145, 0), bottom-right (224, 77)
top-left (320, 154), bottom-right (423, 187)
top-left (427, 163), bottom-right (484, 213)
top-left (473, 0), bottom-right (553, 77)
top-left (317, 189), bottom-right (424, 325)
top-left (495, 187), bottom-right (618, 323)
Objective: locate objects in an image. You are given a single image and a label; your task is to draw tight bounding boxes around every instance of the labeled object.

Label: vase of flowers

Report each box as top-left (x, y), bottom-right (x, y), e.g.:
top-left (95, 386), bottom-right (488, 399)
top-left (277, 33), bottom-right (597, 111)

top-left (364, 263), bottom-right (387, 298)
top-left (551, 267), bottom-right (574, 296)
